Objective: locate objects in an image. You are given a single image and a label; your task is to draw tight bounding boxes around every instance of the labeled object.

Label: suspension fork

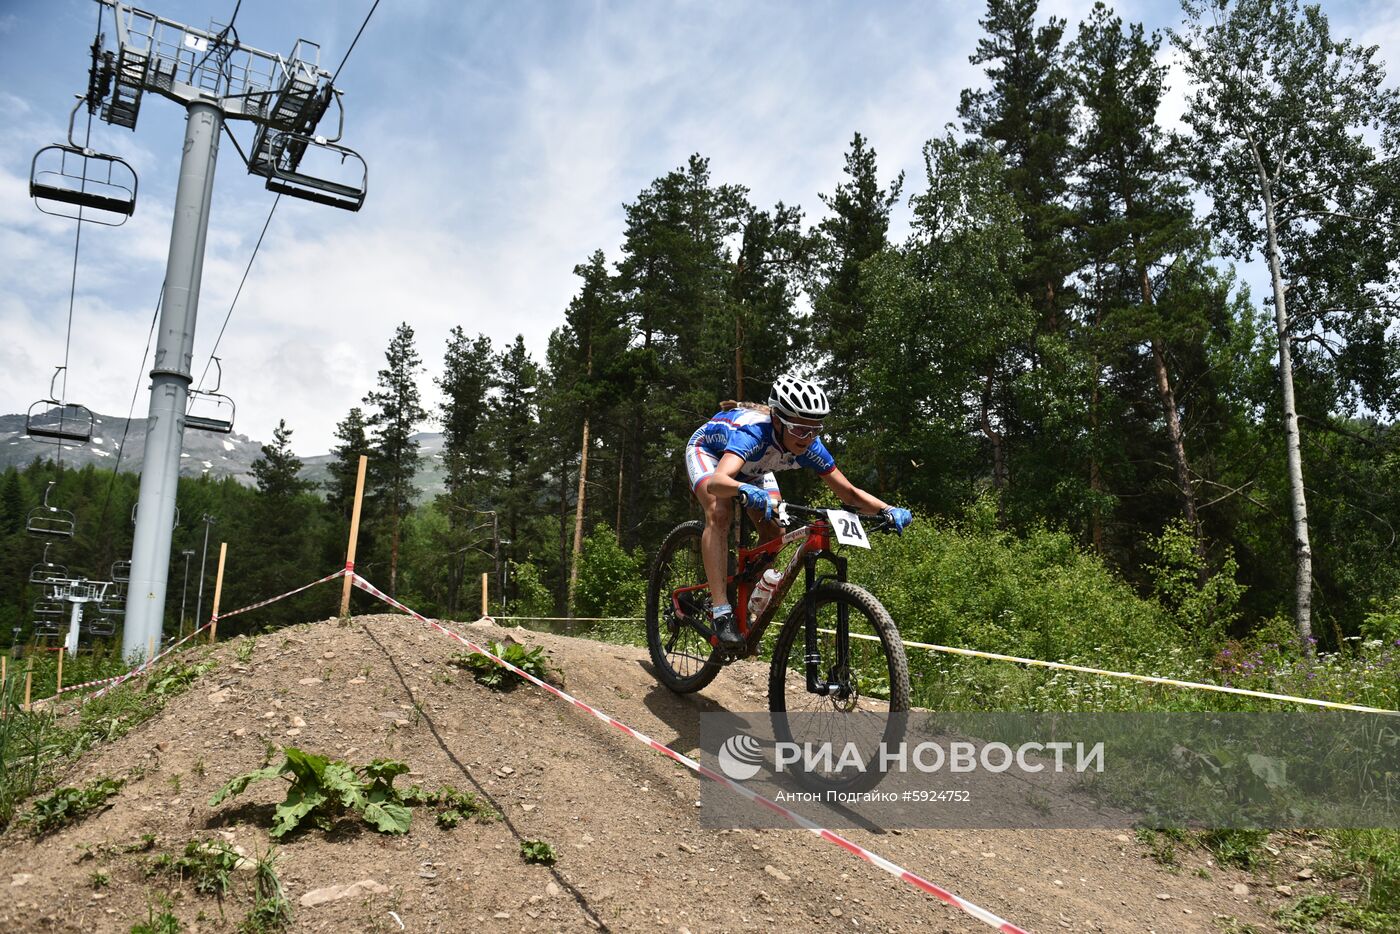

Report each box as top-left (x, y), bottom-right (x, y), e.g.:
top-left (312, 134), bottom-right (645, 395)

top-left (803, 549), bottom-right (850, 697)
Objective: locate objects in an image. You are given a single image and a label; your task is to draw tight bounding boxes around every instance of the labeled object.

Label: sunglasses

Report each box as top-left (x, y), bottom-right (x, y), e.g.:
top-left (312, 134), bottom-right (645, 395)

top-left (777, 415), bottom-right (823, 440)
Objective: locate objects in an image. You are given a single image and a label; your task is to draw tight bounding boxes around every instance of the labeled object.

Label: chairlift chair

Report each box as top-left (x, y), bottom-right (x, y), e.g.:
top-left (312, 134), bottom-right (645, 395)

top-left (83, 616), bottom-right (117, 639)
top-left (247, 89), bottom-right (366, 212)
top-left (33, 597), bottom-right (66, 618)
top-left (186, 357), bottom-right (235, 433)
top-left (26, 481), bottom-right (77, 539)
top-left (29, 99), bottom-right (139, 226)
top-left (29, 543), bottom-right (68, 586)
top-left (32, 618), bottom-right (63, 638)
top-left (98, 587), bottom-right (126, 617)
top-left (26, 368), bottom-right (94, 445)
top-left (131, 502), bottom-right (180, 529)
top-left (111, 560), bottom-right (131, 583)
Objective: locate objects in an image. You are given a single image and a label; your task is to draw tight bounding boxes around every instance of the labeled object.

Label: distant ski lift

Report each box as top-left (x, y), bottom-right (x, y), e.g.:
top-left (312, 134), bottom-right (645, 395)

top-left (112, 560), bottom-right (131, 583)
top-left (98, 586), bottom-right (126, 617)
top-left (33, 597), bottom-right (66, 619)
top-left (251, 131), bottom-right (366, 212)
top-left (32, 618), bottom-right (63, 638)
top-left (29, 543), bottom-right (68, 586)
top-left (84, 616), bottom-right (117, 638)
top-left (186, 356), bottom-right (235, 433)
top-left (27, 482), bottom-right (77, 539)
top-left (29, 99), bottom-right (138, 226)
top-left (27, 367), bottom-right (94, 445)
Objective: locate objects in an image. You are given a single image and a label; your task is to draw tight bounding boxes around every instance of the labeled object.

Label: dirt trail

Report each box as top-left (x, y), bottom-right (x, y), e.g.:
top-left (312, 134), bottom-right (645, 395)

top-left (0, 614), bottom-right (1283, 933)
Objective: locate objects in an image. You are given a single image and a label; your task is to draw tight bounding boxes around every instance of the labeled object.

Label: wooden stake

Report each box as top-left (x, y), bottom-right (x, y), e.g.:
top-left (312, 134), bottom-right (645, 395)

top-left (340, 454), bottom-right (369, 617)
top-left (55, 649), bottom-right (63, 695)
top-left (23, 657), bottom-right (33, 712)
top-left (209, 542), bottom-right (228, 643)
top-left (148, 636), bottom-right (155, 664)
top-left (2, 655), bottom-right (7, 691)
top-left (481, 572), bottom-right (489, 618)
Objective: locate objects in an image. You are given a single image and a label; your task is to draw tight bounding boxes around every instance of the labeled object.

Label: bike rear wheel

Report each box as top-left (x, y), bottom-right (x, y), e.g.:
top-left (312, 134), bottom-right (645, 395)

top-left (646, 520), bottom-right (723, 693)
top-left (767, 581), bottom-right (910, 791)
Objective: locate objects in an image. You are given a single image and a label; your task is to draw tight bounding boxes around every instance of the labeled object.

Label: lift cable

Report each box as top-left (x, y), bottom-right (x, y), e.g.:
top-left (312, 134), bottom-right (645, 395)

top-left (332, 0), bottom-right (382, 85)
top-left (94, 285), bottom-right (163, 541)
top-left (191, 0), bottom-right (378, 395)
top-left (192, 193), bottom-right (279, 395)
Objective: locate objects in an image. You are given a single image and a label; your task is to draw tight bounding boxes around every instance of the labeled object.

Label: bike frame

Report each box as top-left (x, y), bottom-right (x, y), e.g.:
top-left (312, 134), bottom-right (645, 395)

top-left (668, 506), bottom-right (854, 697)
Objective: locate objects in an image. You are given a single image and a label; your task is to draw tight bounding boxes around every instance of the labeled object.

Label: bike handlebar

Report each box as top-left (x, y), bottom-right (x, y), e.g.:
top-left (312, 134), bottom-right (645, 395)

top-left (775, 502), bottom-right (897, 533)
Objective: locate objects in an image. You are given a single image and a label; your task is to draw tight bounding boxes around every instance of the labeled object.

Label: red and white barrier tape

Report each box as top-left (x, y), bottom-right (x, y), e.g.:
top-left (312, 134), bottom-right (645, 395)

top-left (213, 568), bottom-right (347, 621)
top-left (349, 573), bottom-right (1026, 934)
top-left (72, 568), bottom-right (347, 706)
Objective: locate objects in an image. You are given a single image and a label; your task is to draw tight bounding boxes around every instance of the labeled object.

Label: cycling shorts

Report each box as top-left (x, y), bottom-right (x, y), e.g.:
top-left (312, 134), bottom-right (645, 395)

top-left (685, 441), bottom-right (780, 499)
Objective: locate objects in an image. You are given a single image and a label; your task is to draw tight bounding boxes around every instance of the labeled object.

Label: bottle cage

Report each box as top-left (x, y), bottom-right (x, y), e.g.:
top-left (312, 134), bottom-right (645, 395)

top-left (29, 99), bottom-right (139, 226)
top-left (27, 368), bottom-right (95, 445)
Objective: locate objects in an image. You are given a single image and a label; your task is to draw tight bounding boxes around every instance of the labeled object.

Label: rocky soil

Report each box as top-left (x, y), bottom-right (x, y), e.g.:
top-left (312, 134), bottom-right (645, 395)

top-left (0, 614), bottom-right (1293, 932)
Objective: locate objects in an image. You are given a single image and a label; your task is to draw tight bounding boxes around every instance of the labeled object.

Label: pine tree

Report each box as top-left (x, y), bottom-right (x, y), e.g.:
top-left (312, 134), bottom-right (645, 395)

top-left (364, 323), bottom-right (427, 598)
top-left (809, 132), bottom-right (903, 415)
top-left (250, 420), bottom-right (311, 498)
top-left (1070, 4), bottom-right (1205, 553)
top-left (959, 0), bottom-right (1076, 325)
top-left (327, 407), bottom-right (370, 521)
top-left (491, 336), bottom-right (545, 609)
top-left (436, 328), bottom-right (498, 614)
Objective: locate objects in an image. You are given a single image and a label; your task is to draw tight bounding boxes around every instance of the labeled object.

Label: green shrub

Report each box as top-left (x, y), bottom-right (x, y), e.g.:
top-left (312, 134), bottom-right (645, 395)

top-left (508, 561), bottom-right (555, 618)
top-left (574, 526), bottom-right (646, 618)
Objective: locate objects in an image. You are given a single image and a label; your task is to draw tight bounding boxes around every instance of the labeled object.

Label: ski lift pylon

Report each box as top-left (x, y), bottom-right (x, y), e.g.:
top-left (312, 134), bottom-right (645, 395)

top-left (186, 357), bottom-right (235, 433)
top-left (27, 481), bottom-right (77, 539)
top-left (27, 367), bottom-right (95, 445)
top-left (29, 99), bottom-right (139, 226)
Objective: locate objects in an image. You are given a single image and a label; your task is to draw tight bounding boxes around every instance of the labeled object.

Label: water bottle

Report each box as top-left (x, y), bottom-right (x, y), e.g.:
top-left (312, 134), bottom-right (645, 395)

top-left (748, 568), bottom-right (783, 619)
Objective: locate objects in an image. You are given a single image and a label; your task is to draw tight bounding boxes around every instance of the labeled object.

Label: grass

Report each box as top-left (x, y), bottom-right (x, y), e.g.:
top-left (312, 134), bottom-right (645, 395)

top-left (0, 652), bottom-right (217, 832)
top-left (21, 776), bottom-right (124, 836)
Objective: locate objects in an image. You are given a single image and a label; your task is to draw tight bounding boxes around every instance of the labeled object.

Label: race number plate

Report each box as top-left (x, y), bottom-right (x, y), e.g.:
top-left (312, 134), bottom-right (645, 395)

top-left (826, 510), bottom-right (871, 549)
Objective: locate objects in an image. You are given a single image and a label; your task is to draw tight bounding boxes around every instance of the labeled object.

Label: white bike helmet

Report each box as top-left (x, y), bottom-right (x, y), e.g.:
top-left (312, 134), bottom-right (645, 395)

top-left (768, 374), bottom-right (830, 420)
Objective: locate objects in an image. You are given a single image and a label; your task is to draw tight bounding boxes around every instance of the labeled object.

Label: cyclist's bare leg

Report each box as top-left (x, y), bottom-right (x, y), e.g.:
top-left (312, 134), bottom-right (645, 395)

top-left (693, 477), bottom-right (734, 609)
top-left (749, 507), bottom-right (782, 544)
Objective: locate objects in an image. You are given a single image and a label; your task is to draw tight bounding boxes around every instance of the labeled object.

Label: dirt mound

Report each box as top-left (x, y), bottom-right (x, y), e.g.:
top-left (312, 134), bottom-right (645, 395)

top-left (0, 615), bottom-right (1279, 932)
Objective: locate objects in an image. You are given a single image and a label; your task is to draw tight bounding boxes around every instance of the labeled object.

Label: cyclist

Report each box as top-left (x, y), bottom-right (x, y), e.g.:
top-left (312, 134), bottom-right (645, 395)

top-left (684, 373), bottom-right (912, 648)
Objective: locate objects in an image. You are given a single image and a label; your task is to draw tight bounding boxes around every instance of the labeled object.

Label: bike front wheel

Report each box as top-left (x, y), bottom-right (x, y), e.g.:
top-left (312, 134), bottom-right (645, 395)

top-left (646, 520), bottom-right (723, 693)
top-left (767, 581), bottom-right (910, 792)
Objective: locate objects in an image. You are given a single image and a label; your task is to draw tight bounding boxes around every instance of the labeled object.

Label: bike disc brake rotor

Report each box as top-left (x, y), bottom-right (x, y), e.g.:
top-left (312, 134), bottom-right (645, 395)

top-left (827, 665), bottom-right (860, 712)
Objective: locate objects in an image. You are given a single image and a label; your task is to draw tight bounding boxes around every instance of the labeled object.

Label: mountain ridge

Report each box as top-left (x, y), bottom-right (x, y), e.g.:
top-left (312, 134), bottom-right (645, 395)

top-left (0, 411), bottom-right (448, 502)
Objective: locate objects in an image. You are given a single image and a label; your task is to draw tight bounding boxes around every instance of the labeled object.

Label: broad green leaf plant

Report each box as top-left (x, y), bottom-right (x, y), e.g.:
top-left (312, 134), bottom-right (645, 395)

top-left (210, 748), bottom-right (412, 838)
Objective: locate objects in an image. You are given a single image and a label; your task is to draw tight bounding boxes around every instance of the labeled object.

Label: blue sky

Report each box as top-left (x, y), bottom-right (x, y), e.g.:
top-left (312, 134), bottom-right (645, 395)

top-left (1, 0), bottom-right (1395, 454)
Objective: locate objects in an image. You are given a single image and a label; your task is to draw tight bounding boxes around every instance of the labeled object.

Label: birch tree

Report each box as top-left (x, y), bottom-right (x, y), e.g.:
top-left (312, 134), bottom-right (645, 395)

top-left (1173, 0), bottom-right (1400, 642)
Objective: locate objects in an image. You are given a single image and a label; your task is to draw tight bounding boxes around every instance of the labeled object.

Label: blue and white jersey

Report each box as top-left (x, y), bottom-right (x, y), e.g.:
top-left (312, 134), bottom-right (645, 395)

top-left (686, 407), bottom-right (835, 484)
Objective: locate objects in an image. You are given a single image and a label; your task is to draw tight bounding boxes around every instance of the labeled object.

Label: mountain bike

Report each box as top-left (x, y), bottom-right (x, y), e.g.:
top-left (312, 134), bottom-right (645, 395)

top-left (645, 502), bottom-right (910, 717)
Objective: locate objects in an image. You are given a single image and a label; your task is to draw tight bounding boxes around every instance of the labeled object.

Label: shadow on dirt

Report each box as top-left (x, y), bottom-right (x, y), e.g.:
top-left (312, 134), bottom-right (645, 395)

top-left (363, 627), bottom-right (614, 933)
